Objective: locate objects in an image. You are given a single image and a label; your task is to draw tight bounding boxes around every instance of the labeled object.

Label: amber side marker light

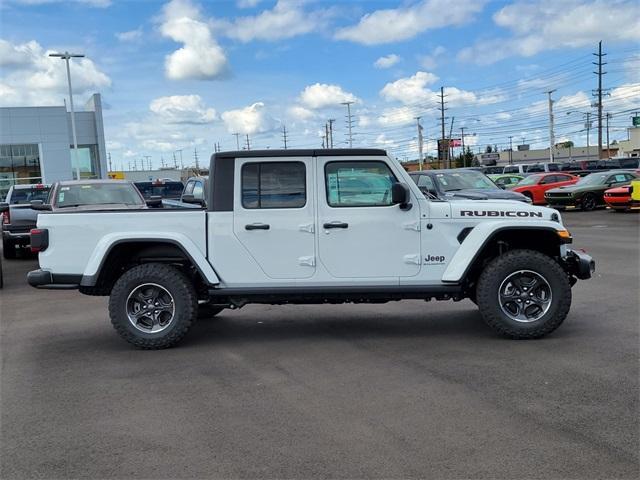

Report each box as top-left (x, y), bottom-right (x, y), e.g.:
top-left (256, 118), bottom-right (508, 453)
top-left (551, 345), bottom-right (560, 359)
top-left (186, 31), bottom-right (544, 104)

top-left (557, 229), bottom-right (572, 244)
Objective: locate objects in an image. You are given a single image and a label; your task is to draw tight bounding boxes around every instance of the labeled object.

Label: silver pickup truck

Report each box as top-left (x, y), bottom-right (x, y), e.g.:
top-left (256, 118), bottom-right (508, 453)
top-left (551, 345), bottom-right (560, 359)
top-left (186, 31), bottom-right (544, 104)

top-left (0, 183), bottom-right (51, 258)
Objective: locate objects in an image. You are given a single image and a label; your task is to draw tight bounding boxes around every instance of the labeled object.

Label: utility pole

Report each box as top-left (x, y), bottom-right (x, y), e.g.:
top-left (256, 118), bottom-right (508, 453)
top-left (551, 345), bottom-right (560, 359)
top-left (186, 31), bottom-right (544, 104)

top-left (593, 40), bottom-right (607, 159)
top-left (328, 119), bottom-right (335, 148)
top-left (416, 117), bottom-right (424, 170)
top-left (325, 122), bottom-right (330, 149)
top-left (508, 136), bottom-right (513, 165)
top-left (547, 89), bottom-right (556, 163)
top-left (194, 147), bottom-right (200, 170)
top-left (233, 133), bottom-right (240, 150)
top-left (341, 101), bottom-right (354, 148)
top-left (282, 125), bottom-right (288, 149)
top-left (586, 112), bottom-right (591, 151)
top-left (439, 86), bottom-right (447, 168)
top-left (245, 134), bottom-right (251, 151)
top-left (460, 127), bottom-right (466, 167)
top-left (173, 152), bottom-right (178, 168)
top-left (606, 112), bottom-right (611, 157)
top-left (143, 155), bottom-right (151, 170)
top-left (108, 152), bottom-right (112, 172)
top-left (448, 117), bottom-right (455, 168)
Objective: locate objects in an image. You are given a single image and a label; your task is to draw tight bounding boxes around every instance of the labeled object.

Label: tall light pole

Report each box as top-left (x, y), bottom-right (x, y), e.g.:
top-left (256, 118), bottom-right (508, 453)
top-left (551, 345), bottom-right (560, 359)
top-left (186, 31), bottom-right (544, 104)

top-left (50, 51), bottom-right (84, 180)
top-left (546, 90), bottom-right (556, 163)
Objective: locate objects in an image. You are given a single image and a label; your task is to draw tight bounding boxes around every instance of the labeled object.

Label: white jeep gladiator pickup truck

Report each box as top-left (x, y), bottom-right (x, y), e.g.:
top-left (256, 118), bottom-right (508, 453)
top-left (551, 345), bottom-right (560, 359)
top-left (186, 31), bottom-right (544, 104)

top-left (27, 149), bottom-right (594, 349)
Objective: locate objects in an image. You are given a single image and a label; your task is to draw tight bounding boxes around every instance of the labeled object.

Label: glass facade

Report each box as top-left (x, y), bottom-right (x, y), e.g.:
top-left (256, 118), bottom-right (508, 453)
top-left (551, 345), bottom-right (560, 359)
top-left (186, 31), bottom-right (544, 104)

top-left (0, 144), bottom-right (42, 201)
top-left (74, 145), bottom-right (100, 179)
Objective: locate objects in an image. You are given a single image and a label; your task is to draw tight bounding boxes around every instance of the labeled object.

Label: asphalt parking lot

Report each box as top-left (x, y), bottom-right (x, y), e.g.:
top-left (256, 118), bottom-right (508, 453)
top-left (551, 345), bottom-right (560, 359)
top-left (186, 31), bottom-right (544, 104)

top-left (1, 210), bottom-right (638, 479)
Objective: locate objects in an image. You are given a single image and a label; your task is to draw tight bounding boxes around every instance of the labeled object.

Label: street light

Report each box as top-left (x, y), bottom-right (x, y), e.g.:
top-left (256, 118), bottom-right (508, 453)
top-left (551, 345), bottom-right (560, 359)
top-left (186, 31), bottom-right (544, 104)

top-left (49, 51), bottom-right (84, 180)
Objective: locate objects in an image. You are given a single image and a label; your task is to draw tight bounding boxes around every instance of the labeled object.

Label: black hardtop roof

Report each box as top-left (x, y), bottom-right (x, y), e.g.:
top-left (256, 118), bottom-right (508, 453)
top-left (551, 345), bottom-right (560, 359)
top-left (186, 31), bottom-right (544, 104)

top-left (212, 148), bottom-right (387, 161)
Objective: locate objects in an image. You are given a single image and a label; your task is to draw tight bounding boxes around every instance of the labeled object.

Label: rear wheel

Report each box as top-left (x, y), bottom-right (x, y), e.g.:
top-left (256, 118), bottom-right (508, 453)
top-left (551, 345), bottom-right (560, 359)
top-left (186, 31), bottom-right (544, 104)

top-left (581, 193), bottom-right (597, 211)
top-left (109, 263), bottom-right (197, 349)
top-left (2, 239), bottom-right (16, 259)
top-left (476, 249), bottom-right (571, 339)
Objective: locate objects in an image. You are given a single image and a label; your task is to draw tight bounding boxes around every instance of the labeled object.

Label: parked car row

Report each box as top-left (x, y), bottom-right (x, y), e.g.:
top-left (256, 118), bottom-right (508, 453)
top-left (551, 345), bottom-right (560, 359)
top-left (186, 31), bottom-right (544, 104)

top-left (480, 158), bottom-right (640, 176)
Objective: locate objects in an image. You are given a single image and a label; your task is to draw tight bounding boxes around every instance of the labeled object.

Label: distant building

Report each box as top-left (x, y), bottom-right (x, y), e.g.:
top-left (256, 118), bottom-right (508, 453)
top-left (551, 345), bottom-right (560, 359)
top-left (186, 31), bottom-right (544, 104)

top-left (0, 94), bottom-right (107, 199)
top-left (616, 126), bottom-right (640, 158)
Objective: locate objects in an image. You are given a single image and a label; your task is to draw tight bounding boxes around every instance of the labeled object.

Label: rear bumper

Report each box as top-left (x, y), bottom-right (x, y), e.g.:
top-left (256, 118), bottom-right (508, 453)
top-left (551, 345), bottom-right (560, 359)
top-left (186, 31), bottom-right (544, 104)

top-left (2, 229), bottom-right (31, 243)
top-left (562, 249), bottom-right (595, 280)
top-left (27, 269), bottom-right (81, 289)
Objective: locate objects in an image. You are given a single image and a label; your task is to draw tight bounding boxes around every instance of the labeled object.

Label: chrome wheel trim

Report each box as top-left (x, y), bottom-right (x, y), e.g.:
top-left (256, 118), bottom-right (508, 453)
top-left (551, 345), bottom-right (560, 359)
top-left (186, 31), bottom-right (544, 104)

top-left (126, 283), bottom-right (176, 333)
top-left (498, 270), bottom-right (552, 323)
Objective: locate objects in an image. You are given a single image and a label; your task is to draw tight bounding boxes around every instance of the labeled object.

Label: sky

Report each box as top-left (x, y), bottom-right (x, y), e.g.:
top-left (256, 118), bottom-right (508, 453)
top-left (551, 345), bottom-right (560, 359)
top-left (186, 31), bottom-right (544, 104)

top-left (0, 0), bottom-right (639, 170)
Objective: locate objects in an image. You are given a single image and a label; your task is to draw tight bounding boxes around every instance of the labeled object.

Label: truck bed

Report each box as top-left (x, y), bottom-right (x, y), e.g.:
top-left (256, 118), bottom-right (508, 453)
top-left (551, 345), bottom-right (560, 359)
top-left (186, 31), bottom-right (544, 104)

top-left (37, 210), bottom-right (208, 278)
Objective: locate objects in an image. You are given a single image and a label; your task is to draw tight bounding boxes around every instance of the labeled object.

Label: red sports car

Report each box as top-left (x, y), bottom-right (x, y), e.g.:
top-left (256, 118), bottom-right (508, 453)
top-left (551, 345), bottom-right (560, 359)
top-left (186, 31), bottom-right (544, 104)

top-left (604, 182), bottom-right (640, 211)
top-left (511, 173), bottom-right (579, 205)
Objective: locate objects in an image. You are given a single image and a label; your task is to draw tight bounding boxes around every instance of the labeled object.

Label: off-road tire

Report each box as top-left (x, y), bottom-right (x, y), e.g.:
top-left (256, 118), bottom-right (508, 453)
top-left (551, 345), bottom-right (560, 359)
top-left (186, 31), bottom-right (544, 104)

top-left (2, 239), bottom-right (16, 259)
top-left (109, 263), bottom-right (197, 349)
top-left (198, 303), bottom-right (225, 319)
top-left (581, 193), bottom-right (597, 211)
top-left (476, 249), bottom-right (571, 339)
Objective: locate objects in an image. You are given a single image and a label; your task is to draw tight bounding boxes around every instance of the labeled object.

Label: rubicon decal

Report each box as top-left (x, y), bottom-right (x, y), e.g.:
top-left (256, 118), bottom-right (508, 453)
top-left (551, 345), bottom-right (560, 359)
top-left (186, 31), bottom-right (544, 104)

top-left (460, 210), bottom-right (543, 218)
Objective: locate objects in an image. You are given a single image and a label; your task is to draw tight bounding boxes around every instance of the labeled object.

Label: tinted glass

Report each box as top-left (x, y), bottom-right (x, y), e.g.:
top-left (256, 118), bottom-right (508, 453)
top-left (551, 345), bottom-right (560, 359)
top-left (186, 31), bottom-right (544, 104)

top-left (9, 186), bottom-right (51, 204)
top-left (183, 181), bottom-right (195, 195)
top-left (556, 174), bottom-right (572, 182)
top-left (325, 161), bottom-right (396, 207)
top-left (548, 163), bottom-right (559, 171)
top-left (55, 183), bottom-right (144, 208)
top-left (517, 174), bottom-right (544, 186)
top-left (434, 171), bottom-right (497, 191)
top-left (526, 164), bottom-right (544, 173)
top-left (503, 166), bottom-right (518, 174)
top-left (135, 182), bottom-right (184, 199)
top-left (242, 162), bottom-right (306, 209)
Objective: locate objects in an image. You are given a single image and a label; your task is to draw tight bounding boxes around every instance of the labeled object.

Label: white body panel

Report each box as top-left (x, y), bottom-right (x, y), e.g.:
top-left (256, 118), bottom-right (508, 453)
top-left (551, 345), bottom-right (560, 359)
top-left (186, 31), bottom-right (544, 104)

top-left (36, 154), bottom-right (567, 290)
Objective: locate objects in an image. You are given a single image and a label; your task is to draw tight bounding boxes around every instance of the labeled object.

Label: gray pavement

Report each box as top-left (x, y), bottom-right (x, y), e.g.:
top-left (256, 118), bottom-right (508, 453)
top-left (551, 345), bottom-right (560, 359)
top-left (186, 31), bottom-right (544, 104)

top-left (1, 210), bottom-right (638, 479)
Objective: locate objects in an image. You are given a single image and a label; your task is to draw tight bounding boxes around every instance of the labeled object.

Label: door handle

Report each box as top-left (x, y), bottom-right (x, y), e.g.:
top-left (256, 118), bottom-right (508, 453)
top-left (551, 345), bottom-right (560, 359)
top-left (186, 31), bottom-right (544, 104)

top-left (245, 223), bottom-right (270, 230)
top-left (323, 221), bottom-right (348, 229)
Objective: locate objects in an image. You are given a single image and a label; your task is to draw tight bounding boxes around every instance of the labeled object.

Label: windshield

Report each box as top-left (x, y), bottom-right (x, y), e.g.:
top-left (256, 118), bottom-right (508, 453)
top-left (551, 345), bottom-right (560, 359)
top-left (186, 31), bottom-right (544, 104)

top-left (516, 174), bottom-right (544, 186)
top-left (434, 171), bottom-right (497, 192)
top-left (9, 186), bottom-right (51, 204)
top-left (55, 183), bottom-right (144, 208)
top-left (576, 173), bottom-right (609, 186)
top-left (135, 182), bottom-right (184, 199)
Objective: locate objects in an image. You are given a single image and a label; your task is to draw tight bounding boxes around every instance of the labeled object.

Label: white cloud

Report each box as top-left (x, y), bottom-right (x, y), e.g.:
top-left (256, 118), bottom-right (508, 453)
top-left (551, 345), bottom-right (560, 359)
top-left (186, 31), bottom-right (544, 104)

top-left (218, 0), bottom-right (330, 43)
top-left (380, 71), bottom-right (439, 104)
top-left (115, 27), bottom-right (143, 42)
top-left (299, 83), bottom-right (358, 109)
top-left (287, 105), bottom-right (315, 121)
top-left (0, 39), bottom-right (111, 106)
top-left (608, 83), bottom-right (640, 111)
top-left (418, 46), bottom-right (446, 70)
top-left (335, 0), bottom-right (485, 45)
top-left (380, 71), bottom-right (504, 107)
top-left (149, 95), bottom-right (216, 123)
top-left (159, 0), bottom-right (228, 80)
top-left (377, 106), bottom-right (417, 126)
top-left (221, 102), bottom-right (277, 134)
top-left (458, 0), bottom-right (640, 65)
top-left (374, 54), bottom-right (401, 69)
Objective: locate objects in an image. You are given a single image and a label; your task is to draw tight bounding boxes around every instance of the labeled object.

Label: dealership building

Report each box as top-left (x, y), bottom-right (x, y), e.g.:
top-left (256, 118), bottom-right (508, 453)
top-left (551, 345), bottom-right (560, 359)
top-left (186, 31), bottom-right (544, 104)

top-left (0, 93), bottom-right (107, 199)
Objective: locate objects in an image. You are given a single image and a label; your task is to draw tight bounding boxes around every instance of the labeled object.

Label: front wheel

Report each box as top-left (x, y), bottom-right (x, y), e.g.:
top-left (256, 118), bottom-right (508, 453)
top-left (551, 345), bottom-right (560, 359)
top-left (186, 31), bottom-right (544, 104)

top-left (581, 193), bottom-right (597, 211)
top-left (476, 249), bottom-right (571, 339)
top-left (109, 263), bottom-right (198, 349)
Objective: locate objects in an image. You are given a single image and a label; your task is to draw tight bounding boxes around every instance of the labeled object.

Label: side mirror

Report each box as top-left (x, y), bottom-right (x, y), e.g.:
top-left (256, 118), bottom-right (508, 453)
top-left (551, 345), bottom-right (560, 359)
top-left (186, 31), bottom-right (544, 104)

top-left (0, 202), bottom-right (8, 214)
top-left (145, 195), bottom-right (162, 208)
top-left (182, 194), bottom-right (205, 207)
top-left (30, 200), bottom-right (52, 211)
top-left (391, 182), bottom-right (412, 210)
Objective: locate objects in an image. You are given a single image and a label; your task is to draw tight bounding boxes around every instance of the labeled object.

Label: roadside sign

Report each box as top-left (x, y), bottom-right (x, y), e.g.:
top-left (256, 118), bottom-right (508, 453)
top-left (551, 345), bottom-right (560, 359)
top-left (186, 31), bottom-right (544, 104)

top-left (633, 116), bottom-right (640, 127)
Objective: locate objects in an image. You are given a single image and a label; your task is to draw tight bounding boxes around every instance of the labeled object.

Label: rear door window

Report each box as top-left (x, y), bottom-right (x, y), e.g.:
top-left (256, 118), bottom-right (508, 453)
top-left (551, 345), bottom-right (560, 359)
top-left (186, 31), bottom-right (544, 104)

top-left (241, 162), bottom-right (306, 209)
